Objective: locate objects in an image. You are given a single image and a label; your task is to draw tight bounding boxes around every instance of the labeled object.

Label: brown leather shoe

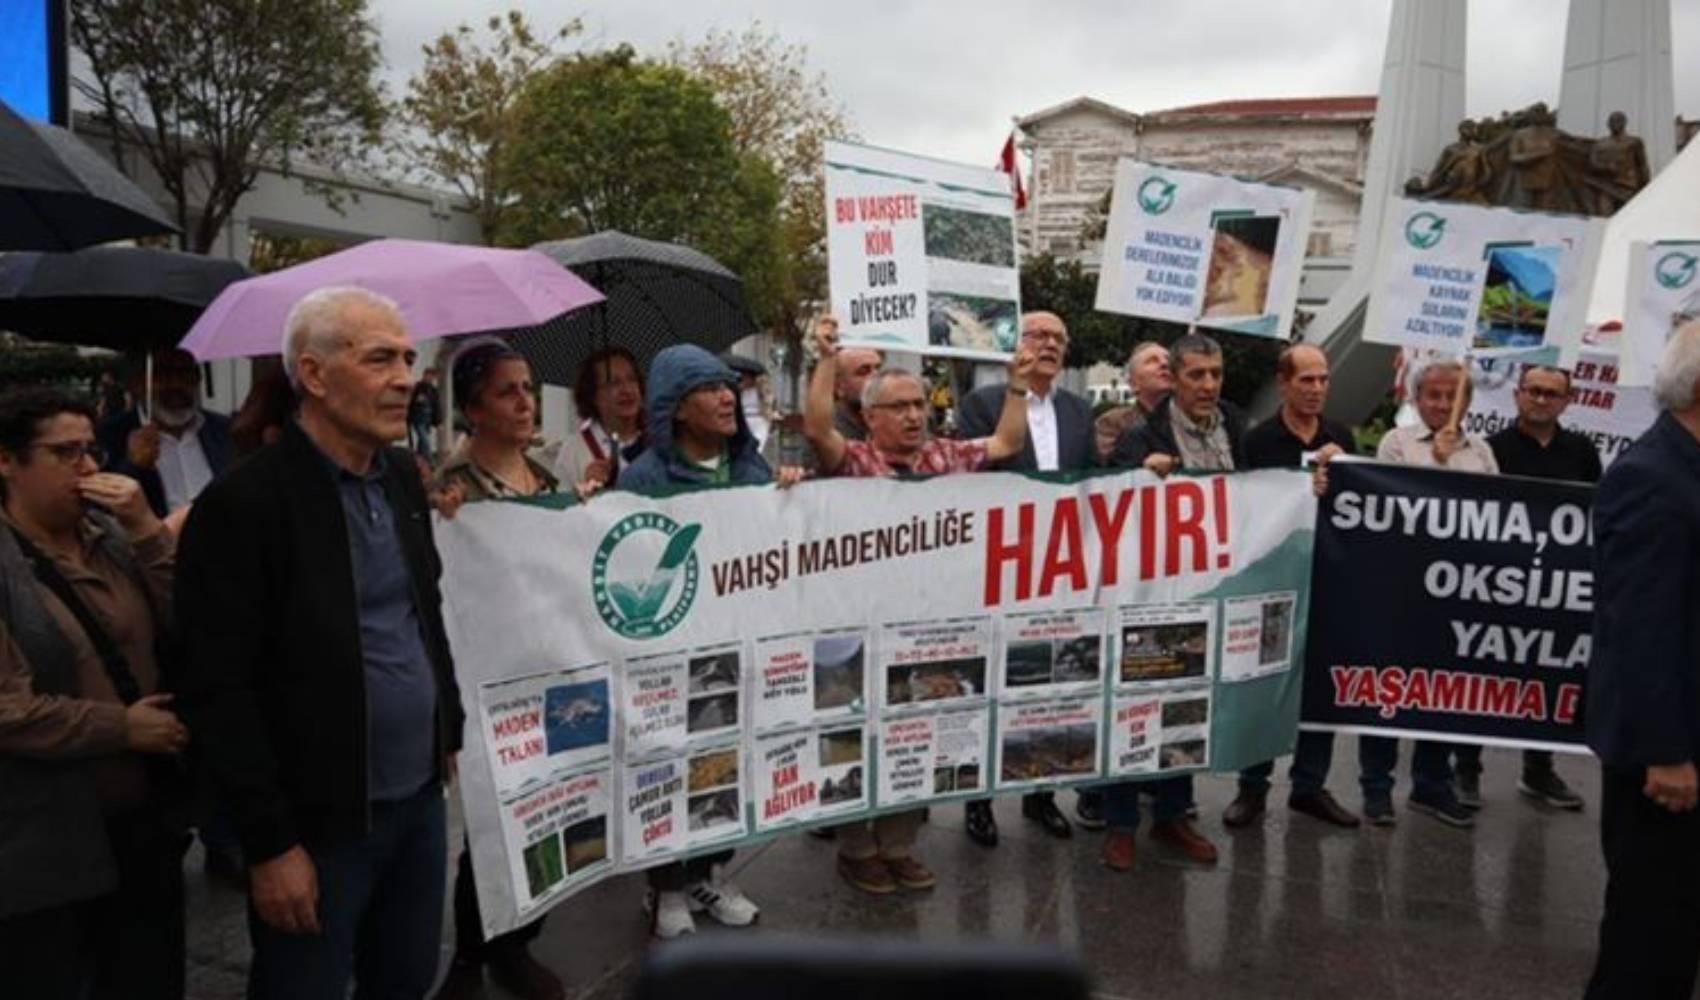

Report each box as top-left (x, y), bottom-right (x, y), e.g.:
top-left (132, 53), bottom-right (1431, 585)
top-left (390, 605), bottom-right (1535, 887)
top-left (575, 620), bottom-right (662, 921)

top-left (1151, 818), bottom-right (1219, 864)
top-left (838, 854), bottom-right (898, 894)
top-left (1289, 790), bottom-right (1362, 829)
top-left (1100, 829), bottom-right (1137, 872)
top-left (883, 855), bottom-right (936, 890)
top-left (1223, 788), bottom-right (1267, 828)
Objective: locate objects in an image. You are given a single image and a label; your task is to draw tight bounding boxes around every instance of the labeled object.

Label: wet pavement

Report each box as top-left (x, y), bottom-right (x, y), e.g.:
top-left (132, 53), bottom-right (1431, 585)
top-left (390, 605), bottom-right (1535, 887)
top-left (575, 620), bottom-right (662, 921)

top-left (186, 744), bottom-right (1615, 999)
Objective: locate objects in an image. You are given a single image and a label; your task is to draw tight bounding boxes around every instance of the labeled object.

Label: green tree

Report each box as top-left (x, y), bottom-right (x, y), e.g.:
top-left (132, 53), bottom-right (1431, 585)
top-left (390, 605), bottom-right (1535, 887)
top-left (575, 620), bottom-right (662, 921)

top-left (70, 0), bottom-right (387, 254)
top-left (668, 24), bottom-right (853, 323)
top-left (496, 47), bottom-right (787, 324)
top-left (1019, 254), bottom-right (1278, 408)
top-left (395, 11), bottom-right (582, 242)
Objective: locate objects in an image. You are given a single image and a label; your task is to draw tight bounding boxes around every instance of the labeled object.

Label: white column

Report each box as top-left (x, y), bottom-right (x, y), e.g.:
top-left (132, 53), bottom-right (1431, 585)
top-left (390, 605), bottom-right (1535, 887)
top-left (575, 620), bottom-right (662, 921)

top-left (1558, 0), bottom-right (1677, 173)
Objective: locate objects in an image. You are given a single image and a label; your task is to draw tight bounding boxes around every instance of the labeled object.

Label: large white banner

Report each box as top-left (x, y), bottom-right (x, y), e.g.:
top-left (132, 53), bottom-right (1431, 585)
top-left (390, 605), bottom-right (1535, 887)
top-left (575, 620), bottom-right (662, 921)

top-left (437, 469), bottom-right (1315, 935)
top-left (1365, 197), bottom-right (1605, 364)
top-left (1620, 240), bottom-right (1700, 386)
top-left (1094, 160), bottom-right (1314, 340)
top-left (824, 140), bottom-right (1020, 361)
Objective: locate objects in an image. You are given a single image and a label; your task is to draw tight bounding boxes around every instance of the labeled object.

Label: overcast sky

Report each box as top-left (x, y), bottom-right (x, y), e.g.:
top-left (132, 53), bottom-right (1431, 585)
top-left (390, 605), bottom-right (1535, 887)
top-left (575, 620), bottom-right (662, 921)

top-left (371, 0), bottom-right (1700, 165)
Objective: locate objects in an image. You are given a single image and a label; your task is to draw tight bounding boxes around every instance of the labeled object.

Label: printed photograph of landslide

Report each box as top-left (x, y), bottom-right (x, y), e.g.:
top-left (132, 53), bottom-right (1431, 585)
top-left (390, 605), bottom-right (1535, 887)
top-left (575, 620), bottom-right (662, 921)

top-left (1160, 739), bottom-right (1208, 770)
top-left (544, 678), bottom-right (610, 755)
top-left (813, 633), bottom-right (865, 712)
top-left (928, 292), bottom-right (1020, 353)
top-left (1120, 622), bottom-right (1209, 683)
top-left (922, 204), bottom-right (1016, 268)
top-left (522, 832), bottom-right (565, 898)
top-left (1201, 214), bottom-right (1280, 320)
top-left (686, 692), bottom-right (738, 734)
top-left (1259, 598), bottom-right (1296, 666)
top-left (1000, 723), bottom-right (1097, 782)
top-left (688, 650), bottom-right (740, 695)
top-left (561, 816), bottom-right (608, 874)
top-left (819, 728), bottom-right (866, 805)
top-left (687, 747), bottom-right (739, 793)
top-left (1475, 244), bottom-right (1561, 350)
top-left (687, 788), bottom-right (741, 833)
top-left (886, 656), bottom-right (986, 705)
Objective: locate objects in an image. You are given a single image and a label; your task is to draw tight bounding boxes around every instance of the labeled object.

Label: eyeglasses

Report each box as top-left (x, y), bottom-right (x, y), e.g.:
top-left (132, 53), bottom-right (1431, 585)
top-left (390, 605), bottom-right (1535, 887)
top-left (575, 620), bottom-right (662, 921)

top-left (32, 440), bottom-right (107, 465)
top-left (869, 400), bottom-right (928, 414)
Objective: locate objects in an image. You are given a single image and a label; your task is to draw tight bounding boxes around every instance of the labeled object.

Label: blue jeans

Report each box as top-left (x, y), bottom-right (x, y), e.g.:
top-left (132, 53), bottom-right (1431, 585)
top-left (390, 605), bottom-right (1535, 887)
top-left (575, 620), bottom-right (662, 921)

top-left (248, 784), bottom-right (447, 1000)
top-left (1238, 730), bottom-right (1338, 796)
top-left (1359, 736), bottom-right (1455, 803)
top-left (1101, 776), bottom-right (1194, 831)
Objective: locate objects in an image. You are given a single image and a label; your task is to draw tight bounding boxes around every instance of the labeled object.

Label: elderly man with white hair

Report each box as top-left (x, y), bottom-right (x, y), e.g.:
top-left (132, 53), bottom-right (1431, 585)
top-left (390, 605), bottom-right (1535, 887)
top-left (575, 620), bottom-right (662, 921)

top-left (1585, 320), bottom-right (1700, 999)
top-left (176, 287), bottom-right (466, 1000)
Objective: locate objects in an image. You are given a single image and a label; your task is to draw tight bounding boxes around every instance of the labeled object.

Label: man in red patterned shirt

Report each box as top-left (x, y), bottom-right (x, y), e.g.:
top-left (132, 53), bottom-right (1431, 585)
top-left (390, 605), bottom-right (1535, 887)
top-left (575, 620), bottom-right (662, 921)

top-left (802, 316), bottom-right (1033, 895)
top-left (805, 317), bottom-right (1034, 480)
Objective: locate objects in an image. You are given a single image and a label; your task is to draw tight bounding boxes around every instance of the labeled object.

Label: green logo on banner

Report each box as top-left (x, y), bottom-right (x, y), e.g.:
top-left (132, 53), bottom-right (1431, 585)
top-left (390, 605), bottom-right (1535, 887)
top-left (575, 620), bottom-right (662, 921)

top-left (592, 513), bottom-right (701, 638)
top-left (1137, 176), bottom-right (1177, 215)
top-left (1404, 211), bottom-right (1447, 250)
top-left (1655, 251), bottom-right (1698, 290)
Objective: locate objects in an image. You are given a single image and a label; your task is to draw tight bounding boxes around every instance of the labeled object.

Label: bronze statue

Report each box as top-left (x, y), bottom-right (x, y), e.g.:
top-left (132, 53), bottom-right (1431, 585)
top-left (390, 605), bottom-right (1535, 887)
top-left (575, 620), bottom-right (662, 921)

top-left (1505, 103), bottom-right (1563, 210)
top-left (1586, 111), bottom-right (1652, 214)
top-left (1407, 120), bottom-right (1492, 203)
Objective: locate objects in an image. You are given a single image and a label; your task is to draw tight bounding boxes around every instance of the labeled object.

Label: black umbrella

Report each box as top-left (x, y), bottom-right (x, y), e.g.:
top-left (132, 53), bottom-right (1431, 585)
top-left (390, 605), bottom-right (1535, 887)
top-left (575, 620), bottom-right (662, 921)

top-left (0, 99), bottom-right (178, 250)
top-left (0, 246), bottom-right (250, 350)
top-left (504, 230), bottom-right (760, 385)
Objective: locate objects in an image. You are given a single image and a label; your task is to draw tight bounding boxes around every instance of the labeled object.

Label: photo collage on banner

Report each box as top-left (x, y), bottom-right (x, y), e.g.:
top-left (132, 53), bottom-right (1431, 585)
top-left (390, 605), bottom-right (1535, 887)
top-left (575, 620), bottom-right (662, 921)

top-left (478, 662), bottom-right (615, 920)
top-left (994, 608), bottom-right (1106, 790)
top-left (876, 617), bottom-right (993, 806)
top-left (824, 140), bottom-right (1021, 362)
top-left (750, 628), bottom-right (872, 832)
top-left (1108, 604), bottom-right (1216, 777)
top-left (1094, 160), bottom-right (1315, 340)
top-left (617, 641), bottom-right (749, 865)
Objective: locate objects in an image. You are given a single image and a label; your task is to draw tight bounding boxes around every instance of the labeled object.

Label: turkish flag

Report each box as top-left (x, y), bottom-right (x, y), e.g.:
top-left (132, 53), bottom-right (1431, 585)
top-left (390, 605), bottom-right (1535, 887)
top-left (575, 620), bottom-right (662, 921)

top-left (998, 133), bottom-right (1028, 210)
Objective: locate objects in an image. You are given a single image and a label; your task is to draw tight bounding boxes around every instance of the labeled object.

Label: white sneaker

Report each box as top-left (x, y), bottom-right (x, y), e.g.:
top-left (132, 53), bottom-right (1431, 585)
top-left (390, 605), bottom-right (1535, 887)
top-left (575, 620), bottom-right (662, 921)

top-left (646, 889), bottom-right (696, 939)
top-left (686, 868), bottom-right (760, 926)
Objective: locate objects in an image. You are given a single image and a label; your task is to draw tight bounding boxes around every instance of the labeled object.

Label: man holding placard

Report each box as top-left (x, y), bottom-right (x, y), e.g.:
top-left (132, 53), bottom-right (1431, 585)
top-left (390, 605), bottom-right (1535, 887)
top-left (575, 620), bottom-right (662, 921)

top-left (955, 310), bottom-right (1101, 844)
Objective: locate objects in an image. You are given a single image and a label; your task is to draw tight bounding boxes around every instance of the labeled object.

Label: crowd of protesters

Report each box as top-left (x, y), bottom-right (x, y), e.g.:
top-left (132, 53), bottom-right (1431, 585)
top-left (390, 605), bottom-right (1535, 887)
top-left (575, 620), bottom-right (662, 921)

top-left (1, 281), bottom-right (1698, 1000)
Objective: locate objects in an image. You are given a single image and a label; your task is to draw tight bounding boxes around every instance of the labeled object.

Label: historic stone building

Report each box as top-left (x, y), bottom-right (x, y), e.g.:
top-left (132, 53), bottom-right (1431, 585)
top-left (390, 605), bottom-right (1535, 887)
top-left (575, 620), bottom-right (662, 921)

top-left (1015, 95), bottom-right (1378, 311)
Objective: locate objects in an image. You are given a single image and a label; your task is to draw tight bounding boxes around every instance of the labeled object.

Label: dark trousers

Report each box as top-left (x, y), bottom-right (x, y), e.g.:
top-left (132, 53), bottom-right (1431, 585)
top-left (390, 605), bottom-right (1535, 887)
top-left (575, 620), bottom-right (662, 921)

top-left (453, 838), bottom-right (544, 960)
top-left (248, 784), bottom-right (447, 1000)
top-left (0, 806), bottom-right (189, 1000)
top-left (1101, 776), bottom-right (1194, 830)
top-left (646, 849), bottom-right (734, 892)
top-left (1585, 765), bottom-right (1700, 999)
top-left (1359, 736), bottom-right (1455, 802)
top-left (1238, 730), bottom-right (1342, 796)
top-left (1451, 744), bottom-right (1559, 780)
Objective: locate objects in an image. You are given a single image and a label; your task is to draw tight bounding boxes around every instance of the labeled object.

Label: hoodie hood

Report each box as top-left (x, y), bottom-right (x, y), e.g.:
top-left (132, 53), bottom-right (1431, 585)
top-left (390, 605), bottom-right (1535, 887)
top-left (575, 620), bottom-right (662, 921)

top-left (643, 344), bottom-right (753, 459)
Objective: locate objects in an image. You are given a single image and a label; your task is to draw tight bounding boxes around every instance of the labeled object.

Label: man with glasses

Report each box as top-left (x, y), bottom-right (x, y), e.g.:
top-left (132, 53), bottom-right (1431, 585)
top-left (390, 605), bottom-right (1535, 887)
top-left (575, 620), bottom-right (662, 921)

top-left (1472, 363), bottom-right (1600, 811)
top-left (0, 387), bottom-right (189, 1000)
top-left (955, 311), bottom-right (1102, 845)
top-left (804, 316), bottom-right (1033, 894)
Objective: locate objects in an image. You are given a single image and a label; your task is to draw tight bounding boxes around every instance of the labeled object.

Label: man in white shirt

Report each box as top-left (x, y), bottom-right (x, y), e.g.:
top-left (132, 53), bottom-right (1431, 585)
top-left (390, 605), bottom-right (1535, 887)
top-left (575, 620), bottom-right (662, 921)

top-left (98, 349), bottom-right (234, 519)
top-left (954, 310), bottom-right (1099, 845)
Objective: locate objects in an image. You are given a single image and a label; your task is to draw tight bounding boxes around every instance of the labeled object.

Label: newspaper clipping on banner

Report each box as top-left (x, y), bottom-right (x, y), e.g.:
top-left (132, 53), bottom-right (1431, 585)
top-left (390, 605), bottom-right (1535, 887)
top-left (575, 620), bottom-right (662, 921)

top-left (1095, 160), bottom-right (1314, 340)
top-left (437, 468), bottom-right (1315, 935)
top-left (824, 140), bottom-right (1021, 362)
top-left (1363, 196), bottom-right (1606, 364)
top-left (1302, 461), bottom-right (1593, 750)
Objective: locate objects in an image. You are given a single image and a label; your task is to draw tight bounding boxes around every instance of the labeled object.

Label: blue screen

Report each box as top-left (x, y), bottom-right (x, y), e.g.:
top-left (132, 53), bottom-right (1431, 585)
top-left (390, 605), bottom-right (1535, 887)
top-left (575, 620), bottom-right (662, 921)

top-left (0, 0), bottom-right (58, 122)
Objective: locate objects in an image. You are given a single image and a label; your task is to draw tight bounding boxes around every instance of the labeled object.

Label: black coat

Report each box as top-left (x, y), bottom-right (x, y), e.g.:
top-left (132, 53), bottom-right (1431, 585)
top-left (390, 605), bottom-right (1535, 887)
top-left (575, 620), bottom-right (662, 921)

top-left (956, 383), bottom-right (1096, 472)
top-left (174, 421), bottom-right (464, 863)
top-left (98, 407), bottom-right (234, 517)
top-left (1109, 396), bottom-right (1249, 470)
top-left (1586, 413), bottom-right (1700, 769)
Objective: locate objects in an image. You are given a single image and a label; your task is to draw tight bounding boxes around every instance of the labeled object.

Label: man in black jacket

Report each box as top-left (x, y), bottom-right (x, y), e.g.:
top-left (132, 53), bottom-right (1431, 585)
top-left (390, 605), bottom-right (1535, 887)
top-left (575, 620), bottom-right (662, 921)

top-left (177, 286), bottom-right (465, 1000)
top-left (956, 310), bottom-right (1101, 844)
top-left (98, 349), bottom-right (234, 520)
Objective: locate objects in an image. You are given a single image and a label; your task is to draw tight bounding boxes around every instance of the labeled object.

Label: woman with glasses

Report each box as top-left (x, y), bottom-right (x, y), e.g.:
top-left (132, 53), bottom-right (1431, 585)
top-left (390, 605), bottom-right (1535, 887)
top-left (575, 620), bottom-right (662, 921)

top-left (553, 346), bottom-right (645, 490)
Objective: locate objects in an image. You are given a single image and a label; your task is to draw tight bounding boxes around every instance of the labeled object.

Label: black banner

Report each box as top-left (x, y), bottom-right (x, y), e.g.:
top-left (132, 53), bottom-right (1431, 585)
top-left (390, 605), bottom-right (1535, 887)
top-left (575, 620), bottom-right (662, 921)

top-left (1302, 461), bottom-right (1593, 750)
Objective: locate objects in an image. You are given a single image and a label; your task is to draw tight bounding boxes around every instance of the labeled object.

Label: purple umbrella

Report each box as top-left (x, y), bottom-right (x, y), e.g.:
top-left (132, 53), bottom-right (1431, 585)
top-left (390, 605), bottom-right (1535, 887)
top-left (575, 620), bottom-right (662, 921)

top-left (179, 238), bottom-right (604, 361)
